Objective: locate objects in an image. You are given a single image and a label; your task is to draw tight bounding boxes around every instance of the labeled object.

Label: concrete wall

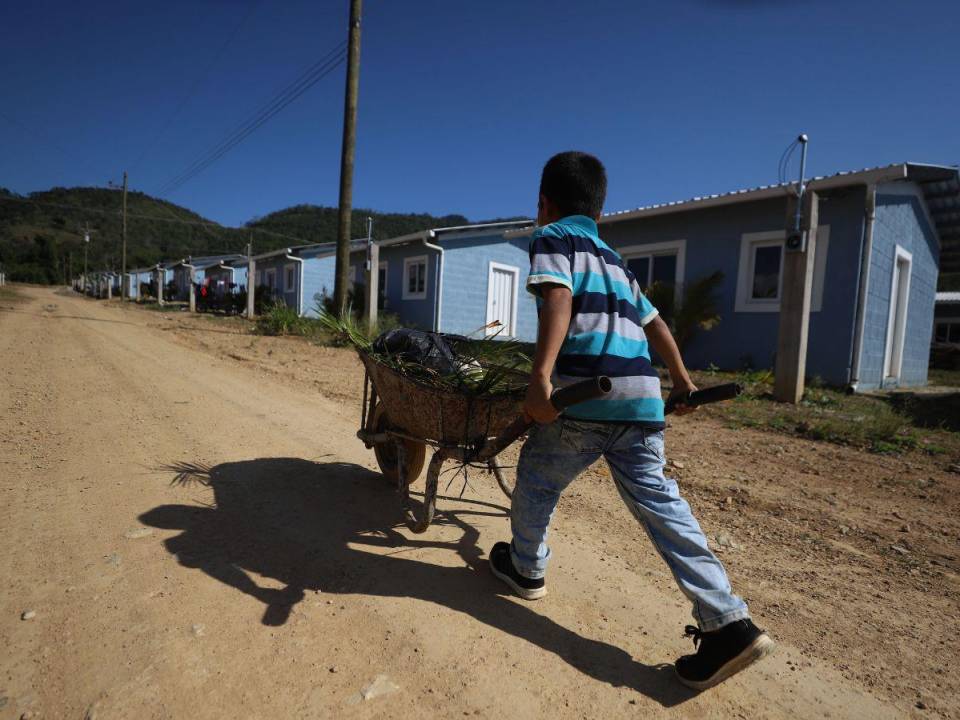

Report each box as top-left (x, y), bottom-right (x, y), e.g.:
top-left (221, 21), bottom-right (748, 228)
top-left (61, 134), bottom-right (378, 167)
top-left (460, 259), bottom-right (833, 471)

top-left (857, 183), bottom-right (940, 389)
top-left (255, 255), bottom-right (300, 312)
top-left (377, 243), bottom-right (441, 330)
top-left (599, 188), bottom-right (867, 385)
top-left (439, 233), bottom-right (538, 341)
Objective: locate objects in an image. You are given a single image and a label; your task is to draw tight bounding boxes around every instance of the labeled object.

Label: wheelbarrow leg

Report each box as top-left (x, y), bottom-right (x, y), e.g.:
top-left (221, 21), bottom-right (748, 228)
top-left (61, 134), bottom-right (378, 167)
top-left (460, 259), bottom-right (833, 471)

top-left (403, 448), bottom-right (442, 534)
top-left (487, 457), bottom-right (513, 499)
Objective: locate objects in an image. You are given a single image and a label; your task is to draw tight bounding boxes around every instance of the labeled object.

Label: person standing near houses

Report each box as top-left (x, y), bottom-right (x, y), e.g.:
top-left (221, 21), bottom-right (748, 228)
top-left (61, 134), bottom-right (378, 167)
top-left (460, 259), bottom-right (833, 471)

top-left (488, 151), bottom-right (774, 690)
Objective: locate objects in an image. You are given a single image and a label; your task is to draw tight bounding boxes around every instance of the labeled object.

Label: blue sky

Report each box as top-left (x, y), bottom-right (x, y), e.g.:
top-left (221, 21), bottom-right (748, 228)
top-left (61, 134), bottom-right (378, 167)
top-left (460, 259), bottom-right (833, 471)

top-left (1, 0), bottom-right (957, 227)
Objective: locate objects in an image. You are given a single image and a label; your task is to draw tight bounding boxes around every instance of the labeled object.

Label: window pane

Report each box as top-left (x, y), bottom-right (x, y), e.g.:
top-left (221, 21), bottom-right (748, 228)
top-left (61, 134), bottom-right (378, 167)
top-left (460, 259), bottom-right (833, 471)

top-left (949, 324), bottom-right (960, 344)
top-left (651, 254), bottom-right (677, 288)
top-left (752, 245), bottom-right (782, 299)
top-left (626, 257), bottom-right (650, 287)
top-left (408, 264), bottom-right (417, 293)
top-left (416, 263), bottom-right (425, 293)
top-left (935, 323), bottom-right (948, 342)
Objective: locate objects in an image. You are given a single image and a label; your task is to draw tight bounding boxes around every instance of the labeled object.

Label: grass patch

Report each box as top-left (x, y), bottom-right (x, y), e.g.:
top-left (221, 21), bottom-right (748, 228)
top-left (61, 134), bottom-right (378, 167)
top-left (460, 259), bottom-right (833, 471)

top-left (690, 368), bottom-right (959, 456)
top-left (255, 301), bottom-right (319, 337)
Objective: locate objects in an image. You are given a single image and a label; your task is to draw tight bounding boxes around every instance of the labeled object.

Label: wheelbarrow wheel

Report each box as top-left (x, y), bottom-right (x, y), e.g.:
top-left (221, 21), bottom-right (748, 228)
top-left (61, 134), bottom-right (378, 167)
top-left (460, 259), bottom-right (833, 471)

top-left (371, 403), bottom-right (426, 486)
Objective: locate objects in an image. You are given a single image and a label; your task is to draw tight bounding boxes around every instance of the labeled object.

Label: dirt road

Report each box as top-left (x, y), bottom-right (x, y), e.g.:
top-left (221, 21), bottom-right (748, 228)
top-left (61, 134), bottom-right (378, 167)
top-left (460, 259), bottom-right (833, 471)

top-left (0, 286), bottom-right (954, 718)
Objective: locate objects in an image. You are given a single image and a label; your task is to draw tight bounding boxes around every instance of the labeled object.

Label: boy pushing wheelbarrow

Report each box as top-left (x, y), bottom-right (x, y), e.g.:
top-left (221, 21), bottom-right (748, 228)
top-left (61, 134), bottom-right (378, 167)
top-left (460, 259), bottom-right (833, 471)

top-left (488, 151), bottom-right (774, 690)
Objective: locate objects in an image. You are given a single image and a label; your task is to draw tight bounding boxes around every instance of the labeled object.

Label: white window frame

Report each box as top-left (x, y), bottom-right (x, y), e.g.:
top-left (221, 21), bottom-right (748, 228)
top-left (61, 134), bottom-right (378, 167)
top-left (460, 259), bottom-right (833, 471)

top-left (485, 261), bottom-right (520, 337)
top-left (618, 239), bottom-right (686, 306)
top-left (734, 226), bottom-right (831, 313)
top-left (284, 264), bottom-right (296, 293)
top-left (402, 255), bottom-right (428, 300)
top-left (883, 245), bottom-right (912, 381)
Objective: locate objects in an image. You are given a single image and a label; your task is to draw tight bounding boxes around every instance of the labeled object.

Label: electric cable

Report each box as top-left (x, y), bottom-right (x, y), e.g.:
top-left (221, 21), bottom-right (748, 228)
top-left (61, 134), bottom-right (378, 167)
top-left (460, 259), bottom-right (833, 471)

top-left (130, 0), bottom-right (263, 174)
top-left (155, 44), bottom-right (346, 196)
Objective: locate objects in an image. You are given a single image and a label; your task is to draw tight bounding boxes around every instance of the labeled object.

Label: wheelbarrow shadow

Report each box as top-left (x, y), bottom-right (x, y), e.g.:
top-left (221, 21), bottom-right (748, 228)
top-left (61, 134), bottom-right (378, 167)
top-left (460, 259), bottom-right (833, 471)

top-left (140, 457), bottom-right (694, 707)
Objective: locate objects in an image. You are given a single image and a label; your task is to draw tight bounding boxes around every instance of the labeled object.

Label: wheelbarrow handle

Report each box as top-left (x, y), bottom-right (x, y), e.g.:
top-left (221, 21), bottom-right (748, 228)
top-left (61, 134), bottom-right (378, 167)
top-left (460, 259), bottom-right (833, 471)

top-left (473, 376), bottom-right (613, 462)
top-left (550, 376), bottom-right (613, 411)
top-left (664, 382), bottom-right (742, 415)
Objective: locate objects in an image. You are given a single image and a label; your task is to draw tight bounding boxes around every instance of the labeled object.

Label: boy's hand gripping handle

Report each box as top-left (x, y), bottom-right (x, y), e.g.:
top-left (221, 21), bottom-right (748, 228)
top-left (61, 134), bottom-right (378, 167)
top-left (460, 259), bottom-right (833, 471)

top-left (664, 382), bottom-right (742, 415)
top-left (476, 377), bottom-right (612, 461)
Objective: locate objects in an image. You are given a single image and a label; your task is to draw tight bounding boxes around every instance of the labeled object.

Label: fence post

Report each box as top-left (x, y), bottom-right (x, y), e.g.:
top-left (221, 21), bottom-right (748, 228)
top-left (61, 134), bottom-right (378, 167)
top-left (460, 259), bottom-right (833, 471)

top-left (246, 258), bottom-right (256, 319)
top-left (774, 190), bottom-right (819, 403)
top-left (365, 241), bottom-right (379, 329)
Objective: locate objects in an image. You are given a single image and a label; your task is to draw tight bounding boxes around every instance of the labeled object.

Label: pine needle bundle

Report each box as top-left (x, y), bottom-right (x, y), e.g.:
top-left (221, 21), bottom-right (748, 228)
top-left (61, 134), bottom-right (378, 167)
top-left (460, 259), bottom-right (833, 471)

top-left (317, 310), bottom-right (530, 397)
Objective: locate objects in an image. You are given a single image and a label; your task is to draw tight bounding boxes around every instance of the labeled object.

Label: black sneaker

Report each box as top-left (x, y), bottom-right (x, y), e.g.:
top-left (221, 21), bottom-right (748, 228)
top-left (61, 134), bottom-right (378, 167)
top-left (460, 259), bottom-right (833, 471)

top-left (674, 619), bottom-right (774, 690)
top-left (488, 541), bottom-right (547, 600)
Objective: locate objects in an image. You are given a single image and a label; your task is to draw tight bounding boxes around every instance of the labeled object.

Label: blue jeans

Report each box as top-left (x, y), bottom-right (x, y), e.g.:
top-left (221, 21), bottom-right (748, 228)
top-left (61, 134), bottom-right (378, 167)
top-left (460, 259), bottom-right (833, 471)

top-left (510, 419), bottom-right (750, 632)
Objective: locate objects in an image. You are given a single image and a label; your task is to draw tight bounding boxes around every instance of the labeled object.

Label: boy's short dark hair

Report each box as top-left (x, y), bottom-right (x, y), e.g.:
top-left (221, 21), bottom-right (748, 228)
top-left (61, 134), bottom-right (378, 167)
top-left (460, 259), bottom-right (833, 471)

top-left (539, 151), bottom-right (607, 218)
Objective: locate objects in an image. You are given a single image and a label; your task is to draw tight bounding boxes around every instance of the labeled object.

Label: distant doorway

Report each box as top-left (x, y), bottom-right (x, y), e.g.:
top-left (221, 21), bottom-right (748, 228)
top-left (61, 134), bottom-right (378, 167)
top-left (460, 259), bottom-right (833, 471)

top-left (486, 262), bottom-right (519, 337)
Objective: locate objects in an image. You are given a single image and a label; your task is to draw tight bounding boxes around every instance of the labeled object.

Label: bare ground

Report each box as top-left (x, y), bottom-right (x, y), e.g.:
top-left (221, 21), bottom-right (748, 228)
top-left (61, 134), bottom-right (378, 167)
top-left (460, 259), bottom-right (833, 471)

top-left (1, 286), bottom-right (958, 719)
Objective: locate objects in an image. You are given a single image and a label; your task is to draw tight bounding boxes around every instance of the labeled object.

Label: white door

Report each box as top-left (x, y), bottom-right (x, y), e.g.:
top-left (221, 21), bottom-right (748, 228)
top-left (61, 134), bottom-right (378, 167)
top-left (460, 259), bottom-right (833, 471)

top-left (486, 263), bottom-right (519, 336)
top-left (883, 247), bottom-right (912, 381)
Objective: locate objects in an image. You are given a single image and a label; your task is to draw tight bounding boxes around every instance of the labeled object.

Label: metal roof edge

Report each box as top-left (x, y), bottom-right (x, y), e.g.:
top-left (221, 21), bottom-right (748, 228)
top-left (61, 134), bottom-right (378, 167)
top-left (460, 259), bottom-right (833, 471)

top-left (600, 164), bottom-right (915, 225)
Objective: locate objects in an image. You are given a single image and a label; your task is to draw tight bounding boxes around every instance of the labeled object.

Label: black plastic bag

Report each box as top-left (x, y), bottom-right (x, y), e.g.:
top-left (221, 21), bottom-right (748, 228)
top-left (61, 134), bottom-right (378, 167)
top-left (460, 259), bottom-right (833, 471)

top-left (372, 329), bottom-right (466, 375)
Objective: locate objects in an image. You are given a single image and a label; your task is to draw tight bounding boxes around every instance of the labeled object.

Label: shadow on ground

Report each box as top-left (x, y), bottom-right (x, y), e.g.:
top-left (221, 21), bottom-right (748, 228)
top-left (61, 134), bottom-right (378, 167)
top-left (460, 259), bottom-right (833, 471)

top-left (140, 457), bottom-right (693, 707)
top-left (886, 390), bottom-right (960, 432)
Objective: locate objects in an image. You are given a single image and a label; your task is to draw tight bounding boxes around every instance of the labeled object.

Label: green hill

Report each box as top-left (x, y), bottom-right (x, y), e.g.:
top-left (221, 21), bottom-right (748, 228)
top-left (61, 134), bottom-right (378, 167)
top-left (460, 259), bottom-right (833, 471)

top-left (248, 205), bottom-right (468, 247)
top-left (0, 186), bottom-right (483, 284)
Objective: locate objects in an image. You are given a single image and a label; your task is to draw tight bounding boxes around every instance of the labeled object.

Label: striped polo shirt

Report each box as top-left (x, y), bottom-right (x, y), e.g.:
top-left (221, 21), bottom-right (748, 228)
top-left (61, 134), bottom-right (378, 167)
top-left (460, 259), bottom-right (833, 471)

top-left (527, 214), bottom-right (664, 428)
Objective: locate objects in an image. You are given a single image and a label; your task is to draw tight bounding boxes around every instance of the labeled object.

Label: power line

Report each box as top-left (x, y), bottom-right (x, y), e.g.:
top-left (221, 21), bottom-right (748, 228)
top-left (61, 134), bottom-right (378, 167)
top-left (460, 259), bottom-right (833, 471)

top-left (156, 44), bottom-right (346, 197)
top-left (157, 46), bottom-right (345, 196)
top-left (129, 0), bottom-right (262, 174)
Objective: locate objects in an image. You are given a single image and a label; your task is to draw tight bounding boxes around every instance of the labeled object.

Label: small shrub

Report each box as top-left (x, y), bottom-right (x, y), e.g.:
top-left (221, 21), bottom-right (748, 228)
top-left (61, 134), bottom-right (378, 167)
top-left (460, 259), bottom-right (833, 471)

top-left (256, 301), bottom-right (308, 336)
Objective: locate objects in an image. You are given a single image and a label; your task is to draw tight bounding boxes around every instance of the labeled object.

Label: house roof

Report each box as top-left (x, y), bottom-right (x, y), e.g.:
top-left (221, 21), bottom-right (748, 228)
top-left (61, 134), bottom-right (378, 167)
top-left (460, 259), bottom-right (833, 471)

top-left (251, 240), bottom-right (367, 261)
top-left (165, 254), bottom-right (245, 270)
top-left (190, 254), bottom-right (246, 270)
top-left (378, 219), bottom-right (535, 248)
top-left (601, 162), bottom-right (960, 273)
top-left (936, 292), bottom-right (960, 304)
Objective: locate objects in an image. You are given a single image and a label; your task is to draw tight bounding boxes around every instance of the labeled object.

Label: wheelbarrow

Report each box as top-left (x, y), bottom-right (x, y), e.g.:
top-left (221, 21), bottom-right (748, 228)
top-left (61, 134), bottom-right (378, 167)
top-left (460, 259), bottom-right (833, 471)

top-left (356, 348), bottom-right (742, 533)
top-left (355, 349), bottom-right (613, 532)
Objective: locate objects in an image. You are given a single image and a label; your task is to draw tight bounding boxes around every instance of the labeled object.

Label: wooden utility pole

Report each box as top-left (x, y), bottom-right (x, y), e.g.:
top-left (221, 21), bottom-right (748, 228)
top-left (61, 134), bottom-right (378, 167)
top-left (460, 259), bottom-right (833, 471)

top-left (121, 171), bottom-right (128, 301)
top-left (774, 188), bottom-right (819, 402)
top-left (333, 0), bottom-right (362, 316)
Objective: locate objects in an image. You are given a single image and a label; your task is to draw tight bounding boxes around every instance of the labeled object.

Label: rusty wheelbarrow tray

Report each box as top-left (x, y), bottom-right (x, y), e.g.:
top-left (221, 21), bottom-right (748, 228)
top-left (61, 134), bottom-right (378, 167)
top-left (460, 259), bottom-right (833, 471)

top-left (355, 348), bottom-right (529, 533)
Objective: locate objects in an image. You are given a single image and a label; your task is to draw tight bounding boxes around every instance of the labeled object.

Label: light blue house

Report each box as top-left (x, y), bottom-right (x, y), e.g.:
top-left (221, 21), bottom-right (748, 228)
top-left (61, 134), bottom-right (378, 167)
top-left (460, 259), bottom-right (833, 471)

top-left (252, 241), bottom-right (367, 317)
top-left (125, 267), bottom-right (154, 299)
top-left (375, 220), bottom-right (537, 339)
top-left (197, 256), bottom-right (248, 296)
top-left (593, 163), bottom-right (959, 390)
top-left (167, 255), bottom-right (245, 301)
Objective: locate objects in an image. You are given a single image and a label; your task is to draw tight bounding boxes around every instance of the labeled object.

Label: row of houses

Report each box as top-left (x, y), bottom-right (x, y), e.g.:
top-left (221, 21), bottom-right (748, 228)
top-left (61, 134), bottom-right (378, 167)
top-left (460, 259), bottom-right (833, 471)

top-left (79, 161), bottom-right (960, 391)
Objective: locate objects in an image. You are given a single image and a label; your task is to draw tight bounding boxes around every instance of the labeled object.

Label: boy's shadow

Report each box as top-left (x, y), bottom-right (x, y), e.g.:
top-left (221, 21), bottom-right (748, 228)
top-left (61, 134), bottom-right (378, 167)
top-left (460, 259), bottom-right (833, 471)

top-left (139, 458), bottom-right (694, 707)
